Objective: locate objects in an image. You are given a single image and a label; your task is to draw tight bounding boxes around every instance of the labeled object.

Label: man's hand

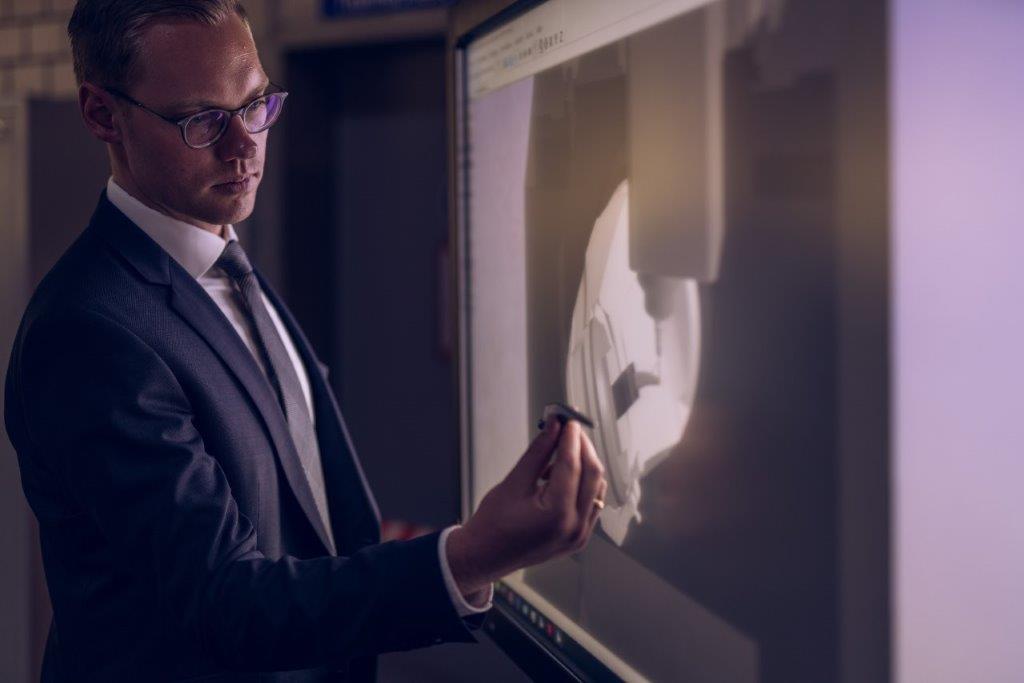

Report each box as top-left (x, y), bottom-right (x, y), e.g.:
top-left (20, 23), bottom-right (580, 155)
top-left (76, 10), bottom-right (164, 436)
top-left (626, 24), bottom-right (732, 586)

top-left (446, 419), bottom-right (607, 597)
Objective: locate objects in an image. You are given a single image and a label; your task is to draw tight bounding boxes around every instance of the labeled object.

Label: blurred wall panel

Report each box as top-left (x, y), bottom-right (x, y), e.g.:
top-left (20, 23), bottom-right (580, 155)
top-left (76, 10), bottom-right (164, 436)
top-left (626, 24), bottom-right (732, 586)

top-left (835, 1), bottom-right (890, 681)
top-left (28, 100), bottom-right (110, 288)
top-left (0, 97), bottom-right (32, 683)
top-left (284, 41), bottom-right (459, 529)
top-left (893, 2), bottom-right (1024, 682)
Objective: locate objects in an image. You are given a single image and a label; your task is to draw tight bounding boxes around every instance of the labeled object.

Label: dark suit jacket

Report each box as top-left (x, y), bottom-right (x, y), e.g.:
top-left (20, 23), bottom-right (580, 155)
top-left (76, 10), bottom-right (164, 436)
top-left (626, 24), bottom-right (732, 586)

top-left (4, 193), bottom-right (478, 682)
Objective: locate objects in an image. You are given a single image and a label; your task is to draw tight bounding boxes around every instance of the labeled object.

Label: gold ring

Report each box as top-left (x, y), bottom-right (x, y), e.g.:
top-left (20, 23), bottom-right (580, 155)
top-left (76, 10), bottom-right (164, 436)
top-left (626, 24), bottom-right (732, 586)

top-left (593, 498), bottom-right (605, 510)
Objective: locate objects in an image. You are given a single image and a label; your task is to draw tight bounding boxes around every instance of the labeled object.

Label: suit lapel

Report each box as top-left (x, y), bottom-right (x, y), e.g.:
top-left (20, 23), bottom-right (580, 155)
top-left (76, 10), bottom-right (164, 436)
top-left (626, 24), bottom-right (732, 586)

top-left (166, 269), bottom-right (338, 555)
top-left (91, 193), bottom-right (337, 555)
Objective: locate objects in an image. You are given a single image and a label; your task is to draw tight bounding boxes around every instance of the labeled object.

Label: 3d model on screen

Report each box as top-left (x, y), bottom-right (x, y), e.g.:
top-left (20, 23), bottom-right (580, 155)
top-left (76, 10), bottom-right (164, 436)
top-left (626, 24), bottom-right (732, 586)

top-left (559, 5), bottom-right (727, 546)
top-left (468, 1), bottom-right (850, 677)
top-left (566, 180), bottom-right (703, 546)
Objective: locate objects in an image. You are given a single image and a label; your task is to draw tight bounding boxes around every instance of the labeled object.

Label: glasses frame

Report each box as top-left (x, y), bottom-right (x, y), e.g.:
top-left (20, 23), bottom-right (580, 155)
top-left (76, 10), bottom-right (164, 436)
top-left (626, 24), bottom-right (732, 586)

top-left (104, 83), bottom-right (289, 149)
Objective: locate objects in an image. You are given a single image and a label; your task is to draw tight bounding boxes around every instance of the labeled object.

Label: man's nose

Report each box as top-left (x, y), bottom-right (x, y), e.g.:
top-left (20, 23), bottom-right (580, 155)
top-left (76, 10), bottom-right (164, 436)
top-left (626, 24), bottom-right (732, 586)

top-left (216, 114), bottom-right (258, 161)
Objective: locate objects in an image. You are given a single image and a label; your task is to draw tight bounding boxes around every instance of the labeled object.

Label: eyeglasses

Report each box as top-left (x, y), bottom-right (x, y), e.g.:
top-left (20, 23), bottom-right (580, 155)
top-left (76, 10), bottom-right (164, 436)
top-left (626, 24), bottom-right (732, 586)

top-left (104, 84), bottom-right (289, 149)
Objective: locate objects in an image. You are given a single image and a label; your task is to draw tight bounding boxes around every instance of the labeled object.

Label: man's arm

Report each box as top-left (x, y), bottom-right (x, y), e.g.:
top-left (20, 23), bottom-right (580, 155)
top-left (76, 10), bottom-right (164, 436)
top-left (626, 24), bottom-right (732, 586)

top-left (16, 309), bottom-right (472, 671)
top-left (439, 527), bottom-right (493, 615)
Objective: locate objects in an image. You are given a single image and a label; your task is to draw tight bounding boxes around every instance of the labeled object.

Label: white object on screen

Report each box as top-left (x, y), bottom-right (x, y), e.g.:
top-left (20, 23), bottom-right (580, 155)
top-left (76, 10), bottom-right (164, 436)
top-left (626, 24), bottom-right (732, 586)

top-left (566, 180), bottom-right (701, 546)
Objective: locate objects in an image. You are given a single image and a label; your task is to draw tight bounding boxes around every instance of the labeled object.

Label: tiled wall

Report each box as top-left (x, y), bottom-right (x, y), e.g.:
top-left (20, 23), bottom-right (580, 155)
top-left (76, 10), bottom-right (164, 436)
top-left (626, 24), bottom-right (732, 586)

top-left (0, 0), bottom-right (276, 100)
top-left (0, 0), bottom-right (455, 101)
top-left (0, 0), bottom-right (78, 99)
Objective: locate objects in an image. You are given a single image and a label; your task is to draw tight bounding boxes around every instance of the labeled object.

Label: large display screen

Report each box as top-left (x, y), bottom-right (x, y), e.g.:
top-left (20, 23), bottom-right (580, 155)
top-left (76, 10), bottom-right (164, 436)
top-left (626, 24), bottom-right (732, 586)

top-left (458, 0), bottom-right (853, 680)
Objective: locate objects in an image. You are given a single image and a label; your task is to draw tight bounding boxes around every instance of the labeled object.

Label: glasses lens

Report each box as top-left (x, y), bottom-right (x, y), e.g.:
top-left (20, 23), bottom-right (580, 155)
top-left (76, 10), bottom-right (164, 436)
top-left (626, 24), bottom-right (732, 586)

top-left (243, 93), bottom-right (285, 133)
top-left (184, 110), bottom-right (228, 148)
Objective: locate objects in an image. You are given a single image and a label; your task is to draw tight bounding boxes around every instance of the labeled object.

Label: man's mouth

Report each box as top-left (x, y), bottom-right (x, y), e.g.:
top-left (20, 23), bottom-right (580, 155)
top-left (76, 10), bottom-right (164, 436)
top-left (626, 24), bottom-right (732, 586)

top-left (212, 175), bottom-right (256, 195)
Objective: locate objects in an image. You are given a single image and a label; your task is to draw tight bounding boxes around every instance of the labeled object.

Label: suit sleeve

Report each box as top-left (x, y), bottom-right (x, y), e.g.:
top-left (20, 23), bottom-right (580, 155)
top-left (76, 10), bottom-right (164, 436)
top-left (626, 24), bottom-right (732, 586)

top-left (17, 308), bottom-right (478, 671)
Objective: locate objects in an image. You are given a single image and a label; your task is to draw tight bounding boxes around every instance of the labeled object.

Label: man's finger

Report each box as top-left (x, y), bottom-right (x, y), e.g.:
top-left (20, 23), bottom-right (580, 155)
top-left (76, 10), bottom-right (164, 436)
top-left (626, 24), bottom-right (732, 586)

top-left (507, 418), bottom-right (562, 493)
top-left (578, 479), bottom-right (608, 549)
top-left (574, 429), bottom-right (605, 524)
top-left (586, 479), bottom-right (608, 530)
top-left (540, 420), bottom-right (582, 517)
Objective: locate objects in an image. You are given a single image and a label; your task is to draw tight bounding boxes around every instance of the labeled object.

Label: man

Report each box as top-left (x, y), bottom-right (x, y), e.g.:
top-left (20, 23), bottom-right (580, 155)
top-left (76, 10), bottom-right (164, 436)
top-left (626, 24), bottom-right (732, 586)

top-left (3, 1), bottom-right (606, 680)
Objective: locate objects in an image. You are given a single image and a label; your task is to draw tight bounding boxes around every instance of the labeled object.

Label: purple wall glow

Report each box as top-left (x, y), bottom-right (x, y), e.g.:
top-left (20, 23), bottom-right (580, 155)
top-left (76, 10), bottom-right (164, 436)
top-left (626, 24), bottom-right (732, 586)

top-left (893, 2), bottom-right (1024, 682)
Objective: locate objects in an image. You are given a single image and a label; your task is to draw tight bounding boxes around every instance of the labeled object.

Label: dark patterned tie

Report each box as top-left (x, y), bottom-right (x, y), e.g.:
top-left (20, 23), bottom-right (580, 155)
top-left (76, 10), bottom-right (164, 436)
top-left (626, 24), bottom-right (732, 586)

top-left (216, 240), bottom-right (336, 553)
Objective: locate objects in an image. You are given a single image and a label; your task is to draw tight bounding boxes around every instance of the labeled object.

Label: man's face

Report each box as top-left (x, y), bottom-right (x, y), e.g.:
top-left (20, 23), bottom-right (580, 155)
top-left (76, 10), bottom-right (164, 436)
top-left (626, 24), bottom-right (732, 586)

top-left (117, 13), bottom-right (268, 231)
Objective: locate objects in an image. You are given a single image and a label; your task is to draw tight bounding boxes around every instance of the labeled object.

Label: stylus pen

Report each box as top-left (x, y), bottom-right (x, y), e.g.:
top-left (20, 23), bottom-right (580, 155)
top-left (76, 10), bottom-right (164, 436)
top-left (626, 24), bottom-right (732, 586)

top-left (534, 403), bottom-right (596, 486)
top-left (537, 402), bottom-right (595, 430)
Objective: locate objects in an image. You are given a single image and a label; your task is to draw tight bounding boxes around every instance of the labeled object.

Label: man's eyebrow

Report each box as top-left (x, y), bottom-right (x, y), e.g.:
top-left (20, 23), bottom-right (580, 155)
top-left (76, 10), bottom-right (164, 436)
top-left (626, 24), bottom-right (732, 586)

top-left (173, 79), bottom-right (272, 113)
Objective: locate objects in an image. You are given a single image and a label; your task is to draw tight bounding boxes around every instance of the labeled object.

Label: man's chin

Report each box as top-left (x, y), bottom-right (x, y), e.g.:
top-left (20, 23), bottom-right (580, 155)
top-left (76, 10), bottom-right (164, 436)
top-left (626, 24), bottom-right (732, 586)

top-left (195, 193), bottom-right (257, 228)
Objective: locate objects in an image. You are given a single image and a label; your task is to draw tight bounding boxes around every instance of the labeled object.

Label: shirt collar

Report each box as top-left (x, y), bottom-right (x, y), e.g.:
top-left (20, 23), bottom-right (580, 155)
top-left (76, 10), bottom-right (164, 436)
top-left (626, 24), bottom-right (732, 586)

top-left (106, 177), bottom-right (239, 280)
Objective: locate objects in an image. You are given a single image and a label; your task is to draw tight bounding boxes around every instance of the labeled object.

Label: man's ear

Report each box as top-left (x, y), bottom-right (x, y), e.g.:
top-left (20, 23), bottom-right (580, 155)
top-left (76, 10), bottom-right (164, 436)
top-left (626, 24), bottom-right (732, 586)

top-left (80, 82), bottom-right (123, 145)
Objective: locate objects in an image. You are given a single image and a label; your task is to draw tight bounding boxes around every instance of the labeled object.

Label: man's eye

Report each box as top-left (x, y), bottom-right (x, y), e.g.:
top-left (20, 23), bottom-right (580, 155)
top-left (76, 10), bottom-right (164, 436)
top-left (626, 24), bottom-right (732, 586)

top-left (191, 111), bottom-right (223, 125)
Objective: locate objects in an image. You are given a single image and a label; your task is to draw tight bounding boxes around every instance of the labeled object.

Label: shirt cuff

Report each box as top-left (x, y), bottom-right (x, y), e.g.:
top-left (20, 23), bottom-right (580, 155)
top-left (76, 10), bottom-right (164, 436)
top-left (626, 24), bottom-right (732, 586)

top-left (438, 525), bottom-right (493, 617)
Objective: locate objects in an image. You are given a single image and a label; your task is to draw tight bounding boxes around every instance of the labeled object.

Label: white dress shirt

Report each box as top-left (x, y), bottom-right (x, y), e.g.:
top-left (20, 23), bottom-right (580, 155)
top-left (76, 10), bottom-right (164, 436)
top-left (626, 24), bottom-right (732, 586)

top-left (106, 178), bottom-right (491, 617)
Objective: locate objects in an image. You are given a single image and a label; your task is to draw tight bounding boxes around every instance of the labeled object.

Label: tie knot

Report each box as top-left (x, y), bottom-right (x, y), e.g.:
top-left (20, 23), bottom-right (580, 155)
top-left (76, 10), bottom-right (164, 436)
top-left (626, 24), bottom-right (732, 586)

top-left (217, 240), bottom-right (253, 280)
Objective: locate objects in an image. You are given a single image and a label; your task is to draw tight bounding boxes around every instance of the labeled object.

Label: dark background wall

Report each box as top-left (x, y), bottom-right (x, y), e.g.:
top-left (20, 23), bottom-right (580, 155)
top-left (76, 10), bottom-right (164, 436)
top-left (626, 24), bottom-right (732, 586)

top-left (283, 40), bottom-right (460, 529)
top-left (282, 39), bottom-right (526, 682)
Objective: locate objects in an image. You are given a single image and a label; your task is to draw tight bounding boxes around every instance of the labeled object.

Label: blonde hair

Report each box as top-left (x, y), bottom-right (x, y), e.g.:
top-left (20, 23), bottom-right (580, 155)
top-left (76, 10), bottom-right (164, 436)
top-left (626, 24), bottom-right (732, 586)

top-left (68, 0), bottom-right (249, 89)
